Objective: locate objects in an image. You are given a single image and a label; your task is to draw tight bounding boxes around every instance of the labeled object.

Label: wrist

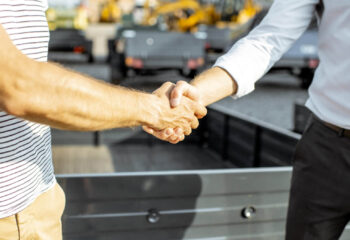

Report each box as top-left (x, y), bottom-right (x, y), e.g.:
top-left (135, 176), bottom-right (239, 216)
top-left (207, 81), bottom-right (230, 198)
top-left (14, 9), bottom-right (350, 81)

top-left (189, 82), bottom-right (204, 106)
top-left (138, 93), bottom-right (162, 128)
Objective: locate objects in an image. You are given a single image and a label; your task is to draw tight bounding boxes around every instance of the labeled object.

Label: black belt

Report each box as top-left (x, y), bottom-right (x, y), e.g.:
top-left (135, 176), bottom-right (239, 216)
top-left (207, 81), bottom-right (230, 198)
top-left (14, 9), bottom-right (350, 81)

top-left (313, 115), bottom-right (350, 138)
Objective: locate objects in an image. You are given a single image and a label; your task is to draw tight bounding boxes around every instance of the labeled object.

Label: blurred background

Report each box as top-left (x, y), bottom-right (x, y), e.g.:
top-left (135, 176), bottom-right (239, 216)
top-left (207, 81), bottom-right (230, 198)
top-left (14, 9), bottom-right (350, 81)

top-left (47, 0), bottom-right (316, 174)
top-left (44, 1), bottom-right (323, 239)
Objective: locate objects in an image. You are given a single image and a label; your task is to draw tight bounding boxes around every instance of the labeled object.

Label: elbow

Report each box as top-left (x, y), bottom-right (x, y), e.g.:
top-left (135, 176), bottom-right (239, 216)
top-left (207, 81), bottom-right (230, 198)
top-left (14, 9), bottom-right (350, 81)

top-left (2, 95), bottom-right (28, 118)
top-left (0, 78), bottom-right (31, 118)
top-left (0, 53), bottom-right (40, 118)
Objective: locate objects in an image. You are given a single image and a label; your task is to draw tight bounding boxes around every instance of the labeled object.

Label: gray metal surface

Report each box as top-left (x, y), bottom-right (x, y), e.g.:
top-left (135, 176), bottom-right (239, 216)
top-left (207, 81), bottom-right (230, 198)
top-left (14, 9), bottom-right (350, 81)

top-left (205, 108), bottom-right (299, 168)
top-left (58, 168), bottom-right (292, 240)
top-left (125, 30), bottom-right (205, 68)
top-left (203, 26), bottom-right (233, 52)
top-left (52, 62), bottom-right (319, 240)
top-left (54, 107), bottom-right (302, 239)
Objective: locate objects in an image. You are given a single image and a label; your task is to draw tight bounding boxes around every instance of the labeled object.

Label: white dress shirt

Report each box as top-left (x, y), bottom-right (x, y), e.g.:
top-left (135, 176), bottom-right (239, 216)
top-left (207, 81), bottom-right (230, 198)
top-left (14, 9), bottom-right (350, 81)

top-left (215, 0), bottom-right (350, 129)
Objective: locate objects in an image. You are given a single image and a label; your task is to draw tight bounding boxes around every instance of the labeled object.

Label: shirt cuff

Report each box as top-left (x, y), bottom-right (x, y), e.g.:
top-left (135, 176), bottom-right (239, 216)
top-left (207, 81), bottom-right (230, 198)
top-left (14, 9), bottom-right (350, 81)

top-left (213, 39), bottom-right (271, 99)
top-left (213, 56), bottom-right (255, 99)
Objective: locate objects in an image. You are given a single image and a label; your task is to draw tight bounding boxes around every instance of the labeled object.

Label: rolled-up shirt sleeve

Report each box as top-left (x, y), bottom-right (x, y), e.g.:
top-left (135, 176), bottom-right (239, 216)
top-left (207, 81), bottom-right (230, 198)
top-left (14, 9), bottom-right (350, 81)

top-left (214, 0), bottom-right (318, 98)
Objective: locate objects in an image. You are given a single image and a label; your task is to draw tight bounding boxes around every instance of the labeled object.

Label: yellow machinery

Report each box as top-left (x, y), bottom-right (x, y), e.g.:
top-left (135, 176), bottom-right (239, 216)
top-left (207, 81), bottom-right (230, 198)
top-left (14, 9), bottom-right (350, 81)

top-left (46, 5), bottom-right (89, 31)
top-left (229, 0), bottom-right (261, 25)
top-left (142, 0), bottom-right (261, 32)
top-left (143, 0), bottom-right (215, 31)
top-left (100, 0), bottom-right (122, 23)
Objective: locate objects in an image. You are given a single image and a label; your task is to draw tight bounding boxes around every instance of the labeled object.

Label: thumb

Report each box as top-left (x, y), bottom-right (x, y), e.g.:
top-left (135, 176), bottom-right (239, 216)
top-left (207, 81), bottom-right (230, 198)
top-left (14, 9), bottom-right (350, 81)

top-left (170, 81), bottom-right (199, 107)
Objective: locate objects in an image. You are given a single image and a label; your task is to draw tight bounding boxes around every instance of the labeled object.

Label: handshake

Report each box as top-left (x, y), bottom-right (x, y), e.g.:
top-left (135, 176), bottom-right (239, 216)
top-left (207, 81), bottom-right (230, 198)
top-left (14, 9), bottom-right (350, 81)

top-left (142, 80), bottom-right (205, 144)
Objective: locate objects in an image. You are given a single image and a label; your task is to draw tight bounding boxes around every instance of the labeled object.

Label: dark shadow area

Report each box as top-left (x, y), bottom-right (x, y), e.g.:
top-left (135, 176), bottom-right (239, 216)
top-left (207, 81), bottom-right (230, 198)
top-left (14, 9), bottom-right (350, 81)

top-left (59, 174), bottom-right (202, 240)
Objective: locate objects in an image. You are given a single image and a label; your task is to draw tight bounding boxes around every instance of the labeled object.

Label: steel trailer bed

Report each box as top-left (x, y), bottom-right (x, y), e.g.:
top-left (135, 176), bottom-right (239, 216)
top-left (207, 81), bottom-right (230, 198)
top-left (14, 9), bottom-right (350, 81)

top-left (53, 106), bottom-right (350, 240)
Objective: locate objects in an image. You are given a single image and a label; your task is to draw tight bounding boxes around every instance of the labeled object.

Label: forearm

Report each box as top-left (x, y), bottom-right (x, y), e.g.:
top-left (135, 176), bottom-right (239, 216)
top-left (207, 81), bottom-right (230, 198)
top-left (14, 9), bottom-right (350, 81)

top-left (0, 55), bottom-right (155, 131)
top-left (190, 67), bottom-right (237, 106)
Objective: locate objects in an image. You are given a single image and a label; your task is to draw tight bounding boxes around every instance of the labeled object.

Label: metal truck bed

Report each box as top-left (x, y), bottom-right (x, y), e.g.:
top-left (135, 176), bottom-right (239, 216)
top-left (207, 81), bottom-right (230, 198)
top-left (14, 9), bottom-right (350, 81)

top-left (53, 106), bottom-right (350, 239)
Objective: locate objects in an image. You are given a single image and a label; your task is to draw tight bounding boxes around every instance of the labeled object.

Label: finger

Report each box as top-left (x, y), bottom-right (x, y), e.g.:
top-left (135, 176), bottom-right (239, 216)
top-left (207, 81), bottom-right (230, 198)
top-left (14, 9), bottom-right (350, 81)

top-left (170, 82), bottom-right (187, 107)
top-left (191, 101), bottom-right (207, 119)
top-left (159, 128), bottom-right (174, 139)
top-left (178, 134), bottom-right (185, 142)
top-left (153, 81), bottom-right (175, 96)
top-left (180, 82), bottom-right (200, 102)
top-left (144, 127), bottom-right (174, 141)
top-left (142, 126), bottom-right (154, 135)
top-left (158, 130), bottom-right (183, 144)
top-left (174, 127), bottom-right (183, 136)
top-left (169, 134), bottom-right (179, 142)
top-left (183, 125), bottom-right (192, 136)
top-left (190, 117), bottom-right (199, 130)
top-left (169, 134), bottom-right (185, 144)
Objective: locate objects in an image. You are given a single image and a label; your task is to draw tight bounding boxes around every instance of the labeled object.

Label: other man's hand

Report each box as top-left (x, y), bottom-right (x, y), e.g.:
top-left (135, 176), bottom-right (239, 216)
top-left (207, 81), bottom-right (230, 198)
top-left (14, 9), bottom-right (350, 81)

top-left (144, 82), bottom-right (206, 140)
top-left (143, 81), bottom-right (202, 144)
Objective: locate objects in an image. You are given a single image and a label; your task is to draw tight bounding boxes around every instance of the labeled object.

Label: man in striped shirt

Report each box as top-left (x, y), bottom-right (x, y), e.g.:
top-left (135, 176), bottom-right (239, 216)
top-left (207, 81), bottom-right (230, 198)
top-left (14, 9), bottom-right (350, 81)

top-left (0, 0), bottom-right (206, 239)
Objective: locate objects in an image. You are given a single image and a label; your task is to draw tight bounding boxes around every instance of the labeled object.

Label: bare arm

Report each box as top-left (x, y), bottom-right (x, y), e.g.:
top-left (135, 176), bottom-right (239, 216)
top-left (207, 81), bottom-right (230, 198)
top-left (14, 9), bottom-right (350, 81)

top-left (0, 26), bottom-right (206, 131)
top-left (144, 0), bottom-right (318, 143)
top-left (179, 67), bottom-right (237, 107)
top-left (143, 67), bottom-right (236, 143)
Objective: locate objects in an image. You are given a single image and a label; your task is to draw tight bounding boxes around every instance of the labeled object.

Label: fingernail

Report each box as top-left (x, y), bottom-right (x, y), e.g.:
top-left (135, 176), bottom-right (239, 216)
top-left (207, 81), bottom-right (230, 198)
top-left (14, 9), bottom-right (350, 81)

top-left (171, 98), bottom-right (180, 107)
top-left (166, 129), bottom-right (172, 135)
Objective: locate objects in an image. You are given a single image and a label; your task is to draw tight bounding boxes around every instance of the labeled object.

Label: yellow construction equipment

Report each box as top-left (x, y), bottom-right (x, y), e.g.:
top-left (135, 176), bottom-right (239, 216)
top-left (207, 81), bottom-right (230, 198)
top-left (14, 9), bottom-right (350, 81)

top-left (142, 0), bottom-right (261, 32)
top-left (100, 0), bottom-right (122, 23)
top-left (46, 5), bottom-right (89, 30)
top-left (231, 0), bottom-right (261, 25)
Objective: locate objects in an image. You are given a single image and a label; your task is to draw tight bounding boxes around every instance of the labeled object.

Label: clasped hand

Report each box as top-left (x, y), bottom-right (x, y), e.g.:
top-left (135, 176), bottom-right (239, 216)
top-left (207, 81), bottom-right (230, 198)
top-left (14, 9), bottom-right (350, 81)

top-left (144, 81), bottom-right (202, 144)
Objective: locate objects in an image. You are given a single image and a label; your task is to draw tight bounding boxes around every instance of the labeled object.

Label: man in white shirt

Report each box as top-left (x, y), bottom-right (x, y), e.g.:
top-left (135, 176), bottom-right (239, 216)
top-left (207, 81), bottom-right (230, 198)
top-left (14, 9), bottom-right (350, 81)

top-left (146, 0), bottom-right (350, 238)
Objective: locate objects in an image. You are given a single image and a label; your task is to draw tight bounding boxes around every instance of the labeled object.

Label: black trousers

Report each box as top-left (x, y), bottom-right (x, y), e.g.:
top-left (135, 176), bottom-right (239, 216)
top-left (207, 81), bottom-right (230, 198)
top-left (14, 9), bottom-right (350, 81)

top-left (286, 116), bottom-right (350, 240)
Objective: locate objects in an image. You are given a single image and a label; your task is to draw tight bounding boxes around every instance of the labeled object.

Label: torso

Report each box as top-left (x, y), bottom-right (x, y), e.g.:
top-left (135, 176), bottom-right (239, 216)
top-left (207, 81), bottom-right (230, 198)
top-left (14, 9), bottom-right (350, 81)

top-left (0, 0), bottom-right (55, 218)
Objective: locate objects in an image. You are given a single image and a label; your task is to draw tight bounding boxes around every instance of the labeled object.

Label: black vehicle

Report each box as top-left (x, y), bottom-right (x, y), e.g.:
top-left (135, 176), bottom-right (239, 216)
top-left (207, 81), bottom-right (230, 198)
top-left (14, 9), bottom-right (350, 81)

top-left (48, 28), bottom-right (93, 63)
top-left (108, 26), bottom-right (206, 84)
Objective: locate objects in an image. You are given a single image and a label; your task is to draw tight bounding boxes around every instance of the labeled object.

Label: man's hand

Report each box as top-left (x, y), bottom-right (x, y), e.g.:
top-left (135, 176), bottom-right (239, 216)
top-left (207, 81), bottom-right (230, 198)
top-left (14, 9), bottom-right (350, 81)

top-left (143, 67), bottom-right (236, 143)
top-left (144, 82), bottom-right (206, 140)
top-left (143, 81), bottom-right (202, 144)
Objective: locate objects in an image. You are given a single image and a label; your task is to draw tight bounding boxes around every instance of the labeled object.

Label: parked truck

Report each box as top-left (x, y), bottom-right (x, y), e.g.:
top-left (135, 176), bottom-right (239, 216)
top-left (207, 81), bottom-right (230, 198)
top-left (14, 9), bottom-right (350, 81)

top-left (108, 26), bottom-right (206, 84)
top-left (46, 6), bottom-right (93, 63)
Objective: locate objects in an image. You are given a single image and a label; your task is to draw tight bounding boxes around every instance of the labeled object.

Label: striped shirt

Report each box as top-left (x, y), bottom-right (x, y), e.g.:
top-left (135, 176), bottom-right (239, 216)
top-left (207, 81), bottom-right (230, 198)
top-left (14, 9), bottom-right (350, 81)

top-left (0, 0), bottom-right (55, 218)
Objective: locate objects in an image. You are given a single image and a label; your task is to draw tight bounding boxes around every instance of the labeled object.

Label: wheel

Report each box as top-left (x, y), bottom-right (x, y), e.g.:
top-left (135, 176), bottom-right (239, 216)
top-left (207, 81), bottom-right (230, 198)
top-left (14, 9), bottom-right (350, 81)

top-left (86, 41), bottom-right (94, 63)
top-left (110, 54), bottom-right (127, 85)
top-left (179, 68), bottom-right (197, 79)
top-left (87, 53), bottom-right (94, 63)
top-left (299, 68), bottom-right (314, 89)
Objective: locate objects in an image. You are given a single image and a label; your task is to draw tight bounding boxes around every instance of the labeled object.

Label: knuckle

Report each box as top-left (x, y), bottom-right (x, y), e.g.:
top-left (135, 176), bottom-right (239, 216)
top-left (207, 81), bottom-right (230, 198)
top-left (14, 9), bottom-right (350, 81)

top-left (160, 132), bottom-right (168, 139)
top-left (164, 81), bottom-right (174, 87)
top-left (185, 128), bottom-right (192, 136)
top-left (173, 89), bottom-right (181, 97)
top-left (178, 80), bottom-right (187, 85)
